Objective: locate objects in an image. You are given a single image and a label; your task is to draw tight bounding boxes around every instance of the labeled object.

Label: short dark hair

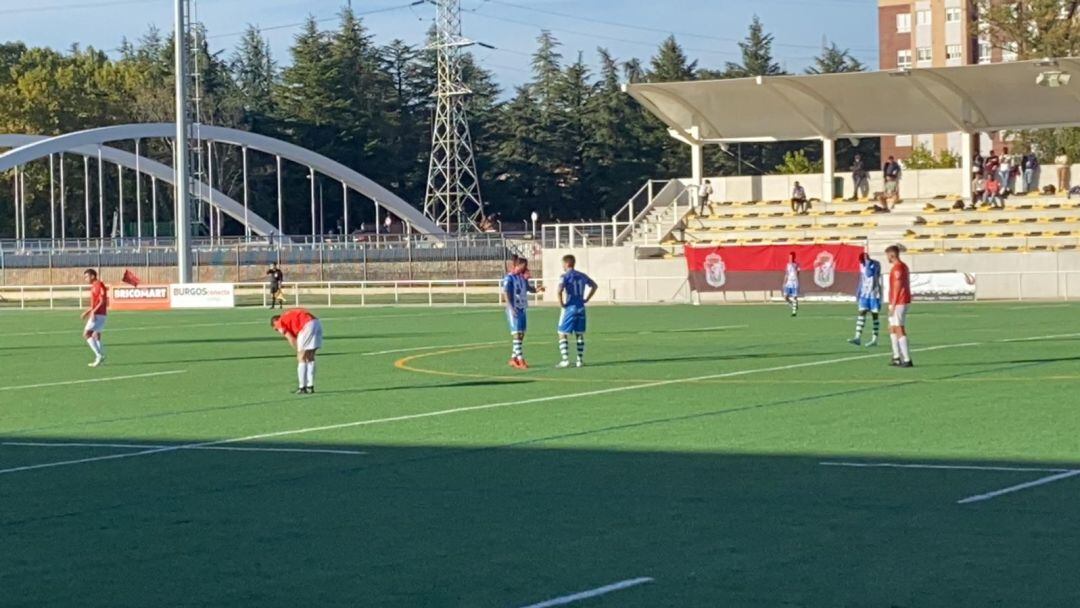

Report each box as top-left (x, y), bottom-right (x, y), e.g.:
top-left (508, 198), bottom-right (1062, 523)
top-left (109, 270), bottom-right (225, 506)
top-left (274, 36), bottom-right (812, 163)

top-left (270, 315), bottom-right (281, 327)
top-left (84, 268), bottom-right (97, 278)
top-left (885, 245), bottom-right (901, 256)
top-left (562, 254), bottom-right (576, 267)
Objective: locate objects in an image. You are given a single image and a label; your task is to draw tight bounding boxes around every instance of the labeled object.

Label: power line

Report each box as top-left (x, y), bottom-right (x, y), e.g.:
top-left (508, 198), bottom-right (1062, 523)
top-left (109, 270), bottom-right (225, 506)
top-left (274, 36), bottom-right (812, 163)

top-left (484, 0), bottom-right (877, 53)
top-left (0, 0), bottom-right (163, 16)
top-left (206, 1), bottom-right (425, 40)
top-left (471, 11), bottom-right (800, 63)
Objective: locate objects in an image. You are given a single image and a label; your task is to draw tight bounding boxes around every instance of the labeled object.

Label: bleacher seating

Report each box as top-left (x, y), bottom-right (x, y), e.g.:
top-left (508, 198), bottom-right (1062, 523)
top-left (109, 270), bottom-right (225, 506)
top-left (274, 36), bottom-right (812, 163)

top-left (658, 191), bottom-right (1080, 258)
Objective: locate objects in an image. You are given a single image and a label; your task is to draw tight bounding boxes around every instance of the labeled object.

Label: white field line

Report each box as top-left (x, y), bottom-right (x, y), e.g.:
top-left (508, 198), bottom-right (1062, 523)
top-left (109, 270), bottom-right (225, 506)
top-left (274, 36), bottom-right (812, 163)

top-left (957, 470), bottom-right (1080, 504)
top-left (1, 441), bottom-right (365, 456)
top-left (1001, 332), bottom-right (1080, 343)
top-left (0, 338), bottom-right (986, 476)
top-left (516, 577), bottom-right (654, 608)
top-left (3, 309), bottom-right (495, 338)
top-left (0, 370), bottom-right (186, 392)
top-left (820, 461), bottom-right (1073, 474)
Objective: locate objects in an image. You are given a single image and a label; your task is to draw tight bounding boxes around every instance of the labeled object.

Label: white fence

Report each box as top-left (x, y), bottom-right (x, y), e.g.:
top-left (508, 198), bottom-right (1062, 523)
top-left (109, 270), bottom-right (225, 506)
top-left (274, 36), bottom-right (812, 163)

top-left (0, 277), bottom-right (691, 310)
top-left (3, 270), bottom-right (1080, 309)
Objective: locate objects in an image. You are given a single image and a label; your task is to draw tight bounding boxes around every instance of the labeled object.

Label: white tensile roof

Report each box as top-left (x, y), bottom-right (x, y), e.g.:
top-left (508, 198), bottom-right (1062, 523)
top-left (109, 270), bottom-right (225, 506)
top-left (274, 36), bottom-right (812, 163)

top-left (625, 58), bottom-right (1080, 143)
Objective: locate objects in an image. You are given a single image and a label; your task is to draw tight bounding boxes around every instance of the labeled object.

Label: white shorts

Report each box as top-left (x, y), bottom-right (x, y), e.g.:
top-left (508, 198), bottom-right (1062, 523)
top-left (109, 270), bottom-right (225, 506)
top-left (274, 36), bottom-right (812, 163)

top-left (297, 319), bottom-right (323, 352)
top-left (889, 305), bottom-right (908, 328)
top-left (84, 314), bottom-right (107, 334)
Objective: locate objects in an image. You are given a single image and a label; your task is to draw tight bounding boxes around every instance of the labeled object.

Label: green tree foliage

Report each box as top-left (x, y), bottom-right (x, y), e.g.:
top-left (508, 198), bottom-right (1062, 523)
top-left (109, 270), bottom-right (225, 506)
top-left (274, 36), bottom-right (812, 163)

top-left (978, 1), bottom-right (1080, 162)
top-left (1, 13), bottom-right (847, 233)
top-left (904, 145), bottom-right (960, 170)
top-left (805, 43), bottom-right (865, 74)
top-left (775, 150), bottom-right (824, 174)
top-left (724, 16), bottom-right (783, 78)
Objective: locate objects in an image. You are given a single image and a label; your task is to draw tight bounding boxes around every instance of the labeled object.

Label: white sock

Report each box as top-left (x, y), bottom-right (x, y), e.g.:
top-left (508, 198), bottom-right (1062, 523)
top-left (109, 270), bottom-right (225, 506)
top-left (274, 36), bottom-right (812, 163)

top-left (297, 363), bottom-right (305, 388)
top-left (898, 336), bottom-right (911, 362)
top-left (890, 334), bottom-right (900, 359)
top-left (306, 361), bottom-right (316, 388)
top-left (86, 338), bottom-right (102, 357)
top-left (95, 339), bottom-right (104, 357)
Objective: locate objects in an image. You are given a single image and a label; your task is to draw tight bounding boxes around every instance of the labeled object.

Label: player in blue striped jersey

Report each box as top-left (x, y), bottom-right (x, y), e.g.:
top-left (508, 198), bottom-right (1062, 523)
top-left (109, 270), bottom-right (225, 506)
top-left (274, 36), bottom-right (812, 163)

top-left (782, 252), bottom-right (800, 317)
top-left (848, 252), bottom-right (883, 347)
top-left (503, 257), bottom-right (531, 368)
top-left (556, 255), bottom-right (598, 368)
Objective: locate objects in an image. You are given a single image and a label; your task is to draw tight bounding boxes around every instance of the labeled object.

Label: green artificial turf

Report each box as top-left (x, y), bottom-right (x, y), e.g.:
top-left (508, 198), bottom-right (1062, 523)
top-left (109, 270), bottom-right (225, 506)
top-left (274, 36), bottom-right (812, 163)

top-left (1, 302), bottom-right (1078, 607)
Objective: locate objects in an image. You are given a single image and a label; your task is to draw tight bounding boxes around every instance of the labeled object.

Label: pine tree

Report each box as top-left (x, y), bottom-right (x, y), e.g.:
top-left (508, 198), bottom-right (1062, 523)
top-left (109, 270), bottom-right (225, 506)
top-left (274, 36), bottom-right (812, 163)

top-left (724, 16), bottom-right (783, 78)
top-left (806, 43), bottom-right (865, 74)
top-left (231, 26), bottom-right (276, 123)
top-left (648, 36), bottom-right (696, 82)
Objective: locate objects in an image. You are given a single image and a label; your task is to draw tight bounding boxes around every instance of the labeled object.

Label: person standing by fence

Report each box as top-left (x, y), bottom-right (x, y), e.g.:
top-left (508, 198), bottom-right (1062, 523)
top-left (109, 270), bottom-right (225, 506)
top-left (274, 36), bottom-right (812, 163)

top-left (266, 263), bottom-right (285, 309)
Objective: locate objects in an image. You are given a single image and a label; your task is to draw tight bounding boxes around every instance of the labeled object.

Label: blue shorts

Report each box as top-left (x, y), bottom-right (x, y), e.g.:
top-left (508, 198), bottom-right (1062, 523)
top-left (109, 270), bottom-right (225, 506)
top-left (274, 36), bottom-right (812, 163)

top-left (558, 305), bottom-right (587, 334)
top-left (858, 297), bottom-right (882, 313)
top-left (506, 308), bottom-right (527, 334)
top-left (783, 286), bottom-right (799, 298)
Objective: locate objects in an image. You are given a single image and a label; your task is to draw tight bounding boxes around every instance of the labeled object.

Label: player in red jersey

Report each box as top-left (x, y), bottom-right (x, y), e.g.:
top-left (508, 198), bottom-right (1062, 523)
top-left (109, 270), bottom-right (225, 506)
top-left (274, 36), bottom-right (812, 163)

top-left (886, 245), bottom-right (913, 368)
top-left (81, 268), bottom-right (108, 367)
top-left (271, 308), bottom-right (324, 394)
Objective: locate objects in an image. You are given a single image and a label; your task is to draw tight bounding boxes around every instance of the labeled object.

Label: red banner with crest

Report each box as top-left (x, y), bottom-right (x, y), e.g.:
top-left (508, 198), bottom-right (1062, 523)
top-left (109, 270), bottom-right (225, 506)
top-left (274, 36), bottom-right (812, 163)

top-left (685, 244), bottom-right (864, 293)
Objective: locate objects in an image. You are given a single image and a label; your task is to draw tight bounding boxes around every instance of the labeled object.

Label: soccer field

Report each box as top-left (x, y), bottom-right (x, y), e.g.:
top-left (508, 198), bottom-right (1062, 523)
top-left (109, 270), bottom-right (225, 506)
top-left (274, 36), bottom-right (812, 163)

top-left (2, 302), bottom-right (1078, 607)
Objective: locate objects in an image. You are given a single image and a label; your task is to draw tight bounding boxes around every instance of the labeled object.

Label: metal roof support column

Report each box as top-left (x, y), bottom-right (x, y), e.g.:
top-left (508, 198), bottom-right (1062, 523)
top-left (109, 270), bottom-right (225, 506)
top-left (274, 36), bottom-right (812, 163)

top-left (961, 133), bottom-right (974, 200)
top-left (822, 137), bottom-right (836, 203)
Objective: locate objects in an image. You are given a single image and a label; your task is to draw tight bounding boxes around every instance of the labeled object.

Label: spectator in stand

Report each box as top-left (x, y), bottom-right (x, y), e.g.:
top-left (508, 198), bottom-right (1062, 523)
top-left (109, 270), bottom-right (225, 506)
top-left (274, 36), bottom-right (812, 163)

top-left (850, 154), bottom-right (869, 200)
top-left (985, 149), bottom-right (1000, 180)
top-left (1021, 150), bottom-right (1039, 194)
top-left (698, 179), bottom-right (714, 216)
top-left (883, 156), bottom-right (902, 202)
top-left (985, 174), bottom-right (1004, 209)
top-left (998, 146), bottom-right (1014, 193)
top-left (1055, 149), bottom-right (1071, 196)
top-left (791, 181), bottom-right (809, 215)
top-left (970, 173), bottom-right (986, 209)
top-left (973, 151), bottom-right (985, 178)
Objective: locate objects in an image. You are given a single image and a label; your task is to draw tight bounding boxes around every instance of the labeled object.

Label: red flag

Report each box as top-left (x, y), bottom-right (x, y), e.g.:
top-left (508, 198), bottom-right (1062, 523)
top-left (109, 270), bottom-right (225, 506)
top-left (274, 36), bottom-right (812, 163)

top-left (122, 269), bottom-right (142, 287)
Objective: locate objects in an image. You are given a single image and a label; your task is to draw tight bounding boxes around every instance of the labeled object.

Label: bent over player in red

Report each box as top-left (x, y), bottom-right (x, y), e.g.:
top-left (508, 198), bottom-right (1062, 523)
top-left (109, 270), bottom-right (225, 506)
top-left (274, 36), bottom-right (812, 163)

top-left (271, 308), bottom-right (324, 394)
top-left (81, 268), bottom-right (108, 367)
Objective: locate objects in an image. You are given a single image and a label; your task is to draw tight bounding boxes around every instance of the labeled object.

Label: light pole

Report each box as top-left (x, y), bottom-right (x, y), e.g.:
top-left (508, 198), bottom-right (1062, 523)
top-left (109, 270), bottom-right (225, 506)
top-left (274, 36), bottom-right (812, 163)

top-left (174, 0), bottom-right (192, 282)
top-left (530, 211), bottom-right (538, 237)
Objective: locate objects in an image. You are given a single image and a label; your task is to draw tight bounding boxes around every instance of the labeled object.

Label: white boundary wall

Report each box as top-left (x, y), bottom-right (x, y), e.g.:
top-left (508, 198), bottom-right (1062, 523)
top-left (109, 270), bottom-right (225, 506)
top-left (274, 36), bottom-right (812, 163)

top-left (543, 246), bottom-right (1080, 302)
top-left (696, 164), bottom-right (1080, 202)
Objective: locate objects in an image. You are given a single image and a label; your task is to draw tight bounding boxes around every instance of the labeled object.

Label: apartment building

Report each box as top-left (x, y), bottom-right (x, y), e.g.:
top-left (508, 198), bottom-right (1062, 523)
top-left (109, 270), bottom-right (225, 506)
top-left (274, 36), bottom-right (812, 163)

top-left (878, 0), bottom-right (1011, 161)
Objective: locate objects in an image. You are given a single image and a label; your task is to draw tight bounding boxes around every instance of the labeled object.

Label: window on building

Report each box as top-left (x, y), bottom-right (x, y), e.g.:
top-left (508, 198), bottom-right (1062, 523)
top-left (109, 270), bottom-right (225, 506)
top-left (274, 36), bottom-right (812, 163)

top-left (897, 49), bottom-right (913, 69)
top-left (946, 44), bottom-right (963, 60)
top-left (897, 12), bottom-right (912, 33)
top-left (916, 47), bottom-right (932, 62)
top-left (978, 40), bottom-right (992, 63)
top-left (945, 7), bottom-right (962, 23)
top-left (896, 135), bottom-right (913, 147)
top-left (1002, 42), bottom-right (1018, 62)
top-left (917, 9), bottom-right (932, 26)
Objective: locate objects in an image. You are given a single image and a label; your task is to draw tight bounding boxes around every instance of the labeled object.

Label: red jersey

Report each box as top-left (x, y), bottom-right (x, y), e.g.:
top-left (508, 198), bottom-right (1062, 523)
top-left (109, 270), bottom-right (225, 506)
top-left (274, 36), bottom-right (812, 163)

top-left (274, 308), bottom-right (316, 338)
top-left (90, 280), bottom-right (109, 316)
top-left (889, 261), bottom-right (912, 305)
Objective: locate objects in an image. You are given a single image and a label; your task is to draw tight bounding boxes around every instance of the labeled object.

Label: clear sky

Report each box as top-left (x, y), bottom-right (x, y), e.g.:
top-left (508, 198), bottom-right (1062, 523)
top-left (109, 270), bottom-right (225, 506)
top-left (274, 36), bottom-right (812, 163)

top-left (0, 0), bottom-right (879, 94)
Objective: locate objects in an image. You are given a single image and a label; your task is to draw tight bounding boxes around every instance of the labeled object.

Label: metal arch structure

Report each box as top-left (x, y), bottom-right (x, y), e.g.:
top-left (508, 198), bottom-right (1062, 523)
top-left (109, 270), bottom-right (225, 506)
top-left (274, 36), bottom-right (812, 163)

top-left (0, 134), bottom-right (280, 238)
top-left (0, 123), bottom-right (447, 238)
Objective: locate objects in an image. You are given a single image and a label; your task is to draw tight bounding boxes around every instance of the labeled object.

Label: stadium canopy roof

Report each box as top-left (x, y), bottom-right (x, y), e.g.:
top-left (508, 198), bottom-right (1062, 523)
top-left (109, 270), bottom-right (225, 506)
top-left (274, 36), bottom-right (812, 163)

top-left (625, 58), bottom-right (1080, 143)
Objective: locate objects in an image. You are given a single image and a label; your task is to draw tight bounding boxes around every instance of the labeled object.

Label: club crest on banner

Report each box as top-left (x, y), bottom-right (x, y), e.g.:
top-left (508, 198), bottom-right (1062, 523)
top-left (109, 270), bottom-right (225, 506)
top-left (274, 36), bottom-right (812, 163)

top-left (813, 252), bottom-right (836, 288)
top-left (704, 253), bottom-right (726, 287)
